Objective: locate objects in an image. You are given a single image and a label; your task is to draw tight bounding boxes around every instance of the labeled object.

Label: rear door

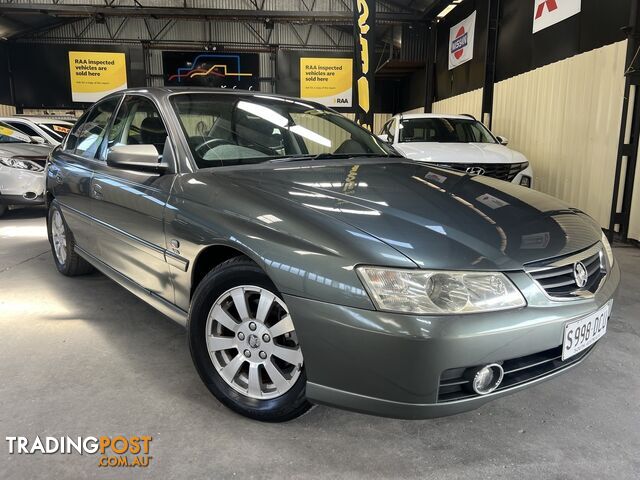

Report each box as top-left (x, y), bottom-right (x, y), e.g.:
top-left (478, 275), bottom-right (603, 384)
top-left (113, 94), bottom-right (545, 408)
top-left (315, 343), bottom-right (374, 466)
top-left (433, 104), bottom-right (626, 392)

top-left (48, 97), bottom-right (121, 255)
top-left (90, 94), bottom-right (176, 302)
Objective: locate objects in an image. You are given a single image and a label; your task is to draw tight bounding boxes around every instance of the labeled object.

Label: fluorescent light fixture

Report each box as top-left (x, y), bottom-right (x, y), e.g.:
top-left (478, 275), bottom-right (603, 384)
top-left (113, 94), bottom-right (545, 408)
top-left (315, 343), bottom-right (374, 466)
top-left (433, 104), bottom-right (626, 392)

top-left (437, 4), bottom-right (457, 18)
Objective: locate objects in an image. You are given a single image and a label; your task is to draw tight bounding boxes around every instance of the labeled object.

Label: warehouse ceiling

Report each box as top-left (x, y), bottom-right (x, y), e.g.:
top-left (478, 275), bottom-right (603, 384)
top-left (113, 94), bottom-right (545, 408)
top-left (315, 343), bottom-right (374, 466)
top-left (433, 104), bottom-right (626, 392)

top-left (0, 0), bottom-right (455, 40)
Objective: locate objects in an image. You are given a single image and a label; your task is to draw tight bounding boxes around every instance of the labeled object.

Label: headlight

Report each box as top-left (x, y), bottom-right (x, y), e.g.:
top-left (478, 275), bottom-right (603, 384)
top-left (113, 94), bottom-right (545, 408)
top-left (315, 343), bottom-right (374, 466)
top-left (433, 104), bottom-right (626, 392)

top-left (0, 156), bottom-right (43, 172)
top-left (356, 267), bottom-right (526, 314)
top-left (601, 232), bottom-right (614, 268)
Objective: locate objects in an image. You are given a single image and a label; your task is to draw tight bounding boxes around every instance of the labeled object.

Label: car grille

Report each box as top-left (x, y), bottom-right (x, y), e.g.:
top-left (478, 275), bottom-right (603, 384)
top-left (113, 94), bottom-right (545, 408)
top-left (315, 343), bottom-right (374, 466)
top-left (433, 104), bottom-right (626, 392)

top-left (525, 244), bottom-right (607, 299)
top-left (437, 344), bottom-right (595, 403)
top-left (434, 162), bottom-right (529, 182)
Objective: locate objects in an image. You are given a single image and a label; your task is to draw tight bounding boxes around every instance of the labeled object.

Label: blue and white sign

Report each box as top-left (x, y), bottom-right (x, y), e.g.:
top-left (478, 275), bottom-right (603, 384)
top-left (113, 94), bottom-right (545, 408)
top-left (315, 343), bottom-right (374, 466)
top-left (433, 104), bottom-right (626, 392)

top-left (448, 11), bottom-right (476, 70)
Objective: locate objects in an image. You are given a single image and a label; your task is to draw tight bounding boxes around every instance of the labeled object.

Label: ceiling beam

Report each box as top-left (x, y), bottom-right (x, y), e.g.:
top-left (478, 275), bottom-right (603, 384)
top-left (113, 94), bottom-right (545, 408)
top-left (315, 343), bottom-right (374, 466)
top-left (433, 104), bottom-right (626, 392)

top-left (0, 4), bottom-right (425, 24)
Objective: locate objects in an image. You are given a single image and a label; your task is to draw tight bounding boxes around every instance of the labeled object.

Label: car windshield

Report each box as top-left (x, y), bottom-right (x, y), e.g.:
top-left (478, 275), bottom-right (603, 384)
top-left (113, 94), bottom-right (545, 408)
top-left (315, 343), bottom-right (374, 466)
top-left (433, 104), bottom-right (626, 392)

top-left (39, 123), bottom-right (73, 142)
top-left (399, 117), bottom-right (497, 144)
top-left (0, 121), bottom-right (31, 144)
top-left (171, 93), bottom-right (395, 168)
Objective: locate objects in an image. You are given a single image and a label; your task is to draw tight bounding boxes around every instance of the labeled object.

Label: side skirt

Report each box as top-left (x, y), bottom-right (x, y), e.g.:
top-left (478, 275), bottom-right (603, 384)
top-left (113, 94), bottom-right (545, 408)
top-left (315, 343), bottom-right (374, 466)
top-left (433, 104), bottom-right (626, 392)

top-left (75, 245), bottom-right (188, 328)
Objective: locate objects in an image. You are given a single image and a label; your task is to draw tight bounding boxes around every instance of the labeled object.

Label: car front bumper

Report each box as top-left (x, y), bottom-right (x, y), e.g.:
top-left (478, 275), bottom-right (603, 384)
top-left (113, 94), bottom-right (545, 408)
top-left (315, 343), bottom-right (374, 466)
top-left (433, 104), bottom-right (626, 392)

top-left (284, 261), bottom-right (620, 419)
top-left (0, 165), bottom-right (45, 205)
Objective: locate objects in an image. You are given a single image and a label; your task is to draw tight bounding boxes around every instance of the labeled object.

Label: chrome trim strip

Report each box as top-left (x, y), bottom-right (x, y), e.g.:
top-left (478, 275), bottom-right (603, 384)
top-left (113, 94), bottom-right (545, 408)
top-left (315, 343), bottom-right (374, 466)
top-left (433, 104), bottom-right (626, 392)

top-left (524, 242), bottom-right (608, 302)
top-left (60, 202), bottom-right (189, 271)
top-left (525, 243), bottom-right (601, 272)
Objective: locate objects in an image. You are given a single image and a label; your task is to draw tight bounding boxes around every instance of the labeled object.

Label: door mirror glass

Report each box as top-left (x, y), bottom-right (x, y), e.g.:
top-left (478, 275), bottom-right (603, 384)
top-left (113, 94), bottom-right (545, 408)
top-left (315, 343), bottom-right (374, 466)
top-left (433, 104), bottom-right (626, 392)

top-left (496, 135), bottom-right (509, 146)
top-left (106, 144), bottom-right (167, 173)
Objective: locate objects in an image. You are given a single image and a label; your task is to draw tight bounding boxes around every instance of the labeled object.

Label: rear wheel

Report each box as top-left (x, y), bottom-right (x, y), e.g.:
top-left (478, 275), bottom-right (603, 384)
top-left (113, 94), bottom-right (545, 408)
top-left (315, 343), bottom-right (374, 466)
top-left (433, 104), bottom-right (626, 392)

top-left (189, 256), bottom-right (311, 422)
top-left (47, 201), bottom-right (94, 276)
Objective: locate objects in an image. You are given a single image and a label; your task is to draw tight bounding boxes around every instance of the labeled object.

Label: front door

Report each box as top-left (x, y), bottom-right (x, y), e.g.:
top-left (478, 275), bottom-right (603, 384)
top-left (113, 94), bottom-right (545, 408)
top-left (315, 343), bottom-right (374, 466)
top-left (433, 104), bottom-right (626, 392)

top-left (90, 94), bottom-right (175, 302)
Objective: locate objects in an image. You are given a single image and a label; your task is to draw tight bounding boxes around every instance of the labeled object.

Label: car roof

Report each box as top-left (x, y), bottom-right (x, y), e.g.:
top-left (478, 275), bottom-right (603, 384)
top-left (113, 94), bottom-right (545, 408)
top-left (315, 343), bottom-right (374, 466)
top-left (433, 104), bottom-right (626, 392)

top-left (0, 116), bottom-right (75, 125)
top-left (104, 87), bottom-right (329, 109)
top-left (395, 113), bottom-right (477, 120)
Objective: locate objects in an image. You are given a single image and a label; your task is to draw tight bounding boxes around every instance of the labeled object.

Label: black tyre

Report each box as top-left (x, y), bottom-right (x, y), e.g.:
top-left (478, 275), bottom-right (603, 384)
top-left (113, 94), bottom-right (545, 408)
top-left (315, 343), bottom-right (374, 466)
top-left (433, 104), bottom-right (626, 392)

top-left (47, 200), bottom-right (94, 276)
top-left (189, 256), bottom-right (312, 422)
top-left (0, 204), bottom-right (7, 218)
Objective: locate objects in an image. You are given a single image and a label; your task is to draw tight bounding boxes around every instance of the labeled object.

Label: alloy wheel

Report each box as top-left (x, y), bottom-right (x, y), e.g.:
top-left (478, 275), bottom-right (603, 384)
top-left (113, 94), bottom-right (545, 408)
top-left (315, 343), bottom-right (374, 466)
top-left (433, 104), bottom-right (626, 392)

top-left (206, 285), bottom-right (303, 400)
top-left (51, 210), bottom-right (67, 265)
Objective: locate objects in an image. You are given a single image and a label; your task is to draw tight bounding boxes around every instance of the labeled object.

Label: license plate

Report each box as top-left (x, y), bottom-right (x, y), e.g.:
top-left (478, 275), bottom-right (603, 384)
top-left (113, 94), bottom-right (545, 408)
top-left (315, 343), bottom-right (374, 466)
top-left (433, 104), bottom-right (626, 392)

top-left (562, 301), bottom-right (611, 361)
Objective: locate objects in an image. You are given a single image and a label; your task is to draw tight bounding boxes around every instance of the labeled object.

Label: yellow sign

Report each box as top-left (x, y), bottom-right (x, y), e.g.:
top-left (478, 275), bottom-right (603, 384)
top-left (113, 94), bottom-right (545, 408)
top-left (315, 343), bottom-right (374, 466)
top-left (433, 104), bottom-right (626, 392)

top-left (68, 51), bottom-right (127, 103)
top-left (300, 58), bottom-right (352, 107)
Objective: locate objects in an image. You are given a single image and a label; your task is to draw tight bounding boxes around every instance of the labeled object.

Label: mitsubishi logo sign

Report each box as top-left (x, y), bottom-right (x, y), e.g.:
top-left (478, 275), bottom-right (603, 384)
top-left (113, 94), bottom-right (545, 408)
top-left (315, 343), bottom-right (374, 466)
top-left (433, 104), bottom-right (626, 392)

top-left (533, 0), bottom-right (581, 34)
top-left (535, 0), bottom-right (558, 19)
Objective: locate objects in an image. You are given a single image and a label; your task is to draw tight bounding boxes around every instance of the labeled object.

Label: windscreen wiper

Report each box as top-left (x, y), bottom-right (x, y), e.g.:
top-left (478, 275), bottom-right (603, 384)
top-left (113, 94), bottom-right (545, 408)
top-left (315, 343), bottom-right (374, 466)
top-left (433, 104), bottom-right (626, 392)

top-left (268, 153), bottom-right (402, 163)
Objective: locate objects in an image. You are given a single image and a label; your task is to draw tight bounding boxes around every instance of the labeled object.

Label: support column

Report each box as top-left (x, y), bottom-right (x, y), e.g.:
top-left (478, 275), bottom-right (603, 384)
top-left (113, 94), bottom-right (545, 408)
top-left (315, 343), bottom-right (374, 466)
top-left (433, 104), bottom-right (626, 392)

top-left (424, 20), bottom-right (437, 113)
top-left (481, 0), bottom-right (500, 128)
top-left (609, 0), bottom-right (640, 240)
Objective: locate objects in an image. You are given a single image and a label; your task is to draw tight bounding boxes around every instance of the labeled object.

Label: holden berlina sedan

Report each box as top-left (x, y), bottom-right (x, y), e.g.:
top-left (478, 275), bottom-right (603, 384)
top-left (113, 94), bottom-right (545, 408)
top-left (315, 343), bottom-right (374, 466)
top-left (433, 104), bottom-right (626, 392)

top-left (0, 121), bottom-right (51, 218)
top-left (379, 113), bottom-right (534, 188)
top-left (45, 88), bottom-right (618, 422)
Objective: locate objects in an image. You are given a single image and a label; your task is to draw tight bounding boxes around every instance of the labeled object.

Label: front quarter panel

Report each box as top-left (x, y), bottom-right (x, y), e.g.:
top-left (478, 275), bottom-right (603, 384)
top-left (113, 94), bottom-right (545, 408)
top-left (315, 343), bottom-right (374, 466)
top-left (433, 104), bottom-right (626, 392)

top-left (165, 172), bottom-right (417, 311)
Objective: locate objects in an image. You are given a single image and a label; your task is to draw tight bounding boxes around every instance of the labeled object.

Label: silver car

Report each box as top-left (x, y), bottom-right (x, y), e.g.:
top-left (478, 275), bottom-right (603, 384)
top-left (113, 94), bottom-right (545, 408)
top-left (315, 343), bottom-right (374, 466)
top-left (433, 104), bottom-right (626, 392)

top-left (0, 122), bottom-right (51, 217)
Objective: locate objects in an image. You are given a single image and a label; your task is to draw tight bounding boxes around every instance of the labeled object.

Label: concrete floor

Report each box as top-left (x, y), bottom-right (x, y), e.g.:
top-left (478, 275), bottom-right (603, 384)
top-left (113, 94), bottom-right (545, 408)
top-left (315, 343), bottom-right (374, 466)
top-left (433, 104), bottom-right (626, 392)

top-left (1, 207), bottom-right (639, 479)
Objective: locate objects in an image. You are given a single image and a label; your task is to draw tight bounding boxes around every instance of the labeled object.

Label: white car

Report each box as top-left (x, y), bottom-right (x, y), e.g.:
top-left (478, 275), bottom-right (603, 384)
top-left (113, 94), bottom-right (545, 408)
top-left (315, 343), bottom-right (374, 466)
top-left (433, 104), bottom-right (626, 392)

top-left (0, 121), bottom-right (51, 217)
top-left (379, 113), bottom-right (533, 187)
top-left (0, 116), bottom-right (74, 147)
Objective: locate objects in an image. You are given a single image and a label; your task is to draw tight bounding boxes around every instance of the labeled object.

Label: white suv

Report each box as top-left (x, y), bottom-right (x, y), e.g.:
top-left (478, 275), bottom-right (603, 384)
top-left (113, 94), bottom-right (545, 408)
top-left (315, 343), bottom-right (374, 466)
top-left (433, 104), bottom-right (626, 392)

top-left (379, 113), bottom-right (533, 187)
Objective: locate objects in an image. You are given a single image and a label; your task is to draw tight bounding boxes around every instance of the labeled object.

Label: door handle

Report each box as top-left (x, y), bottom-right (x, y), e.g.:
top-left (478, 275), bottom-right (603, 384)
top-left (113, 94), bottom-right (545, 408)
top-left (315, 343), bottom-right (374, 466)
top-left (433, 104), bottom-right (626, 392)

top-left (92, 184), bottom-right (103, 200)
top-left (55, 173), bottom-right (63, 185)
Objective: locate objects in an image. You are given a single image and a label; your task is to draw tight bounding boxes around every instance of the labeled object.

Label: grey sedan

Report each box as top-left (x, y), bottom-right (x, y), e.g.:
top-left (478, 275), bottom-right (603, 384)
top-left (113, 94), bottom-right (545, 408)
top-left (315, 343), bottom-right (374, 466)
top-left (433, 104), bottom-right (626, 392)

top-left (45, 88), bottom-right (619, 421)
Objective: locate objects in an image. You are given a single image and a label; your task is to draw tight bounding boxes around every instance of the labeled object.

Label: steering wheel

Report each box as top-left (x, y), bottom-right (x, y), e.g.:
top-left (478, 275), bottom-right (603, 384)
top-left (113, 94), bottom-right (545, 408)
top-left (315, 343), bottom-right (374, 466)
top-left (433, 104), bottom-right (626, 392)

top-left (195, 138), bottom-right (234, 156)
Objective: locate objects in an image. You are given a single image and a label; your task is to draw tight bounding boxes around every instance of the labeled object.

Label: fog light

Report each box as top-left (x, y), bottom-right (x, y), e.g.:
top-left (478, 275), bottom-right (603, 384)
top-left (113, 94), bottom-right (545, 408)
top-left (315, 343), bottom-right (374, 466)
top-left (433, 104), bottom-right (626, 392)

top-left (466, 363), bottom-right (504, 395)
top-left (519, 176), bottom-right (531, 188)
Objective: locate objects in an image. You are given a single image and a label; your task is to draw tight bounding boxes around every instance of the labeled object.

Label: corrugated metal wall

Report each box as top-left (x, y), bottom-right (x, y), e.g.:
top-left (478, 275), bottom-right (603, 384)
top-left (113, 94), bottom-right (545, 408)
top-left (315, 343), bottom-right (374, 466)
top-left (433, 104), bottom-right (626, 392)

top-left (0, 105), bottom-right (16, 116)
top-left (492, 41), bottom-right (627, 228)
top-left (432, 88), bottom-right (483, 120)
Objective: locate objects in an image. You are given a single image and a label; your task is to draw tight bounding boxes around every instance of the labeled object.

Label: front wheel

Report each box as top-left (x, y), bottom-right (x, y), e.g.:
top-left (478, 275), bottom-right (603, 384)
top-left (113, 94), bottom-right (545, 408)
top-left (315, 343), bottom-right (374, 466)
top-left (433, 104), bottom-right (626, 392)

top-left (188, 256), bottom-right (312, 422)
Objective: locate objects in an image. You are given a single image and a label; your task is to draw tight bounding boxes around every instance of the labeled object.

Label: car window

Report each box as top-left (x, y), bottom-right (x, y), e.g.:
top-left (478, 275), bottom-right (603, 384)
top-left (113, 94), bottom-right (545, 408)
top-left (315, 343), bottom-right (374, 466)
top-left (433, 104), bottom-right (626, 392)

top-left (171, 93), bottom-right (394, 168)
top-left (6, 121), bottom-right (39, 138)
top-left (39, 123), bottom-right (71, 142)
top-left (388, 119), bottom-right (396, 143)
top-left (0, 121), bottom-right (31, 144)
top-left (399, 118), bottom-right (496, 144)
top-left (107, 96), bottom-right (168, 156)
top-left (71, 97), bottom-right (120, 159)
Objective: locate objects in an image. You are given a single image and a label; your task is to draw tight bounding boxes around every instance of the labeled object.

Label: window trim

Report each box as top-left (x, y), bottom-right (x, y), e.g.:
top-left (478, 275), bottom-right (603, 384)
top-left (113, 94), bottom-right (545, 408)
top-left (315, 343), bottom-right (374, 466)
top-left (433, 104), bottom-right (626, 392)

top-left (100, 93), bottom-right (176, 173)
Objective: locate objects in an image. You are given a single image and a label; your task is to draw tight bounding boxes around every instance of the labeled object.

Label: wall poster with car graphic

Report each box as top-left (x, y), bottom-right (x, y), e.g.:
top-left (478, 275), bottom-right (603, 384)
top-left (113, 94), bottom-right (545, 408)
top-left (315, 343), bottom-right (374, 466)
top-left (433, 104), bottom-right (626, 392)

top-left (162, 51), bottom-right (260, 91)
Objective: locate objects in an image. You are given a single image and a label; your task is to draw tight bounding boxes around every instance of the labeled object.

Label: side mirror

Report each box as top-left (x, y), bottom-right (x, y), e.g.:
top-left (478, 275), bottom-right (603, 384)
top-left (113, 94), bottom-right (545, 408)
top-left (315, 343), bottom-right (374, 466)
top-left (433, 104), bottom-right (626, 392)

top-left (496, 135), bottom-right (509, 146)
top-left (30, 136), bottom-right (46, 144)
top-left (106, 144), bottom-right (167, 173)
top-left (377, 134), bottom-right (389, 143)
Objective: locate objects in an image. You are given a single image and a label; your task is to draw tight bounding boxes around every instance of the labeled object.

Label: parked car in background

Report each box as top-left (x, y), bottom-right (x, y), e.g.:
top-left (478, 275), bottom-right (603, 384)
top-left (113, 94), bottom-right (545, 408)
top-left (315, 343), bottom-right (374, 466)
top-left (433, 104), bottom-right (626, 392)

top-left (46, 88), bottom-right (617, 422)
top-left (0, 116), bottom-right (74, 146)
top-left (0, 121), bottom-right (51, 217)
top-left (380, 113), bottom-right (534, 188)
